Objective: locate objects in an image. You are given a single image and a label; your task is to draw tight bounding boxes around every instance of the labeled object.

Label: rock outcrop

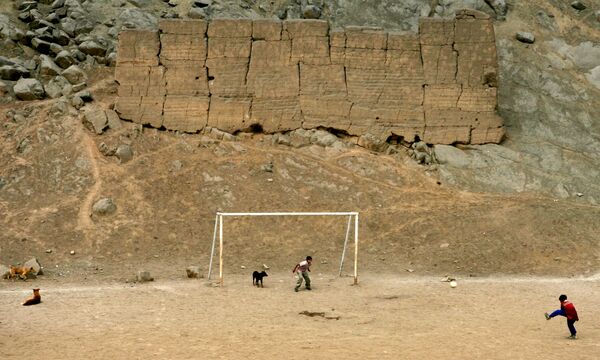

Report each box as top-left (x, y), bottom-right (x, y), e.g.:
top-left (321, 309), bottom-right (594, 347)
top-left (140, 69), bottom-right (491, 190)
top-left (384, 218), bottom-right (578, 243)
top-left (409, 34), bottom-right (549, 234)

top-left (115, 12), bottom-right (504, 145)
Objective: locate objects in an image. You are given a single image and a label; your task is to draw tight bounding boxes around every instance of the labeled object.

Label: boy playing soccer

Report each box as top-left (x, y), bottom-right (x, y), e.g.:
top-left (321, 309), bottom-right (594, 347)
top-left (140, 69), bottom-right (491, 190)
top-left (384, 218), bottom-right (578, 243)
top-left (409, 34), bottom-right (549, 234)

top-left (545, 294), bottom-right (579, 339)
top-left (292, 256), bottom-right (312, 292)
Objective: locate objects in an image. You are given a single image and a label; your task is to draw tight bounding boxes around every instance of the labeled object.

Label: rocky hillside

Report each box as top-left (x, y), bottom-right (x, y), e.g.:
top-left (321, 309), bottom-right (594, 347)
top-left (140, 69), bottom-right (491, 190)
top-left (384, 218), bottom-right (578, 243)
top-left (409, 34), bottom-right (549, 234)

top-left (1, 0), bottom-right (599, 279)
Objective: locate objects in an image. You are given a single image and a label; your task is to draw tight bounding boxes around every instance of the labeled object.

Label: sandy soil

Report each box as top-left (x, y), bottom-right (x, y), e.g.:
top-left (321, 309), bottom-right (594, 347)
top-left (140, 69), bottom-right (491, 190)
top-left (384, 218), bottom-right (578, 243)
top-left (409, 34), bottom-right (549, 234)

top-left (2, 273), bottom-right (599, 359)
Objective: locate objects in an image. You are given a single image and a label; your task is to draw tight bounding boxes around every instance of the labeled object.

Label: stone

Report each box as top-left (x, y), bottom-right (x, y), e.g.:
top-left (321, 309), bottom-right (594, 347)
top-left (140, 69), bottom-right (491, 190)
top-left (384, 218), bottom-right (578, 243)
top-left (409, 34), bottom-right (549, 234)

top-left (78, 40), bottom-right (106, 57)
top-left (128, 0), bottom-right (151, 7)
top-left (571, 1), bottom-right (586, 11)
top-left (0, 65), bottom-right (29, 81)
top-left (51, 0), bottom-right (65, 9)
top-left (23, 257), bottom-right (43, 275)
top-left (105, 109), bottom-right (122, 129)
top-left (516, 32), bottom-right (535, 44)
top-left (55, 50), bottom-right (76, 69)
top-left (71, 94), bottom-right (84, 109)
top-left (186, 266), bottom-right (202, 278)
top-left (434, 145), bottom-right (471, 167)
top-left (44, 79), bottom-right (63, 98)
top-left (358, 133), bottom-right (389, 152)
top-left (82, 106), bottom-right (108, 134)
top-left (17, 1), bottom-right (38, 12)
top-left (137, 271), bottom-right (154, 282)
top-left (115, 144), bottom-right (133, 163)
top-left (302, 5), bottom-right (322, 19)
top-left (39, 55), bottom-right (62, 77)
top-left (73, 19), bottom-right (94, 36)
top-left (75, 90), bottom-right (93, 102)
top-left (92, 197), bottom-right (117, 215)
top-left (31, 37), bottom-right (52, 54)
top-left (484, 0), bottom-right (507, 19)
top-left (0, 80), bottom-right (9, 97)
top-left (71, 82), bottom-right (86, 92)
top-left (193, 0), bottom-right (211, 7)
top-left (14, 78), bottom-right (45, 100)
top-left (188, 8), bottom-right (206, 19)
top-left (52, 29), bottom-right (70, 46)
top-left (0, 265), bottom-right (9, 279)
top-left (106, 52), bottom-right (117, 67)
top-left (119, 8), bottom-right (158, 29)
top-left (62, 64), bottom-right (86, 84)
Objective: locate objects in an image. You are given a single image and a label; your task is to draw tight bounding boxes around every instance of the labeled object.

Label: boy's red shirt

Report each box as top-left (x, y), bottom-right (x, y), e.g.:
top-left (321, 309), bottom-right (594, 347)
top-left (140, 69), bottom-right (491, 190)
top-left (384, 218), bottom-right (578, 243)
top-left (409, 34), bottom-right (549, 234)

top-left (561, 300), bottom-right (579, 321)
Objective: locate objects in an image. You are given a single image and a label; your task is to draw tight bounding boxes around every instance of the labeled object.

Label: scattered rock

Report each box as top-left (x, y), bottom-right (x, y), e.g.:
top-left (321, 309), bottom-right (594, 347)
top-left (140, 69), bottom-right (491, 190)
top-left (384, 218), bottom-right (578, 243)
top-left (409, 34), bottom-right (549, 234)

top-left (0, 64), bottom-right (29, 81)
top-left (82, 105), bottom-right (108, 134)
top-left (261, 162), bottom-right (273, 172)
top-left (193, 0), bottom-right (211, 8)
top-left (98, 142), bottom-right (117, 156)
top-left (39, 54), bottom-right (62, 77)
top-left (188, 8), bottom-right (206, 19)
top-left (302, 5), bottom-right (322, 19)
top-left (516, 32), bottom-right (535, 44)
top-left (105, 52), bottom-right (117, 67)
top-left (71, 95), bottom-right (84, 109)
top-left (23, 257), bottom-right (43, 275)
top-left (571, 1), bottom-right (587, 11)
top-left (70, 250), bottom-right (75, 255)
top-left (105, 109), bottom-right (122, 129)
top-left (410, 141), bottom-right (436, 165)
top-left (31, 37), bottom-right (52, 54)
top-left (137, 271), bottom-right (154, 282)
top-left (115, 144), bottom-right (133, 163)
top-left (62, 64), bottom-right (87, 84)
top-left (75, 90), bottom-right (93, 102)
top-left (78, 40), bottom-right (107, 57)
top-left (14, 78), bottom-right (45, 100)
top-left (119, 8), bottom-right (158, 29)
top-left (186, 266), bottom-right (202, 278)
top-left (484, 0), bottom-right (507, 19)
top-left (92, 197), bottom-right (117, 215)
top-left (0, 265), bottom-right (9, 279)
top-left (358, 133), bottom-right (388, 152)
top-left (55, 50), bottom-right (76, 69)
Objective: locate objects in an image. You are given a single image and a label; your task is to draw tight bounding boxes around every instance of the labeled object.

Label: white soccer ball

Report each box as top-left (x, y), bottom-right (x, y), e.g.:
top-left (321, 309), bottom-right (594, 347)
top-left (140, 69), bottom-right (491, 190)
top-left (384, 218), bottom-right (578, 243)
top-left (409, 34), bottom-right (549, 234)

top-left (450, 280), bottom-right (457, 288)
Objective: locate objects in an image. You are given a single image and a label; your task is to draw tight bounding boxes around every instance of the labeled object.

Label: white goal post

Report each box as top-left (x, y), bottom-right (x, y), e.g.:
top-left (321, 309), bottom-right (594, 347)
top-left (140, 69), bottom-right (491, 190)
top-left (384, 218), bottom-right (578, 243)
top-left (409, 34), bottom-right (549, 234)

top-left (207, 212), bottom-right (359, 286)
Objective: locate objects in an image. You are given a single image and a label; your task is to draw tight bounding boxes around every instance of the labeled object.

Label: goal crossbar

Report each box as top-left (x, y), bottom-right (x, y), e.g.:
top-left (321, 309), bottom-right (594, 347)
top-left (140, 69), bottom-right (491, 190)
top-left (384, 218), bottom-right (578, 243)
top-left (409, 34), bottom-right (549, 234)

top-left (208, 211), bottom-right (359, 286)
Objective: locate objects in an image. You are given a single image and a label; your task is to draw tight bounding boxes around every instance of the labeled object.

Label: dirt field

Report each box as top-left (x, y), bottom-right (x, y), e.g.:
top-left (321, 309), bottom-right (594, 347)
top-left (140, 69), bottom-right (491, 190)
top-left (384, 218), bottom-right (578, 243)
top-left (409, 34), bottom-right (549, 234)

top-left (2, 273), bottom-right (599, 359)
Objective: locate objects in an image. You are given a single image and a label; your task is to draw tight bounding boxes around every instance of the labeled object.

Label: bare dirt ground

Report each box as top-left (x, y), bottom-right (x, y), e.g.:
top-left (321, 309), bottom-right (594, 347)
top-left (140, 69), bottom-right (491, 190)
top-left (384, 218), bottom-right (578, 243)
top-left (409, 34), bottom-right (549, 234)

top-left (2, 274), bottom-right (600, 359)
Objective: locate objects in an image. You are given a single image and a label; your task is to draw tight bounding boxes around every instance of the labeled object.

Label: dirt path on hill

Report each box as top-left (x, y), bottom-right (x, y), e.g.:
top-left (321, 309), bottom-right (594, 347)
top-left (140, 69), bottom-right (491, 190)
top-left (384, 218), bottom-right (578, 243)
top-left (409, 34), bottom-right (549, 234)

top-left (1, 274), bottom-right (599, 359)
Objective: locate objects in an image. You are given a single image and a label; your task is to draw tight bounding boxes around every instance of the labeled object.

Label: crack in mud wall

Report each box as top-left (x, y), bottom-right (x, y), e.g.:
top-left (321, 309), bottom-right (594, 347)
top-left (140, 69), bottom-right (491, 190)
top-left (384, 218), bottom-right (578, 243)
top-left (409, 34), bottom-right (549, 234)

top-left (114, 9), bottom-right (504, 145)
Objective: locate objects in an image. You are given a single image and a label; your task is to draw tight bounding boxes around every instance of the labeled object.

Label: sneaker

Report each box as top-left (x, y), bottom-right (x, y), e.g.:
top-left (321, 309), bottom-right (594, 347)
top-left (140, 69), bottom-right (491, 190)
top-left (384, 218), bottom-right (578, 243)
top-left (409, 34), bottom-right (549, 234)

top-left (544, 313), bottom-right (550, 320)
top-left (568, 335), bottom-right (577, 340)
top-left (306, 287), bottom-right (311, 291)
top-left (294, 288), bottom-right (299, 292)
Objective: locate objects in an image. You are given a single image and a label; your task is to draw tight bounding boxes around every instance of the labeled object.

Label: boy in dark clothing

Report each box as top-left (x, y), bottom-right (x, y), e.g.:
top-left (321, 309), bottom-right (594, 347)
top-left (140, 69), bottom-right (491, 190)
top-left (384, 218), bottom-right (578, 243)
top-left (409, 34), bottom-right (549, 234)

top-left (545, 294), bottom-right (579, 339)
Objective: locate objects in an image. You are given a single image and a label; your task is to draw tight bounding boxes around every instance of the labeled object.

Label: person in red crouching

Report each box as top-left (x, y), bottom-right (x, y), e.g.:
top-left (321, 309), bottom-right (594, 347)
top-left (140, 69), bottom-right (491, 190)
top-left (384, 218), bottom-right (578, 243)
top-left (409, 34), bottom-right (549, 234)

top-left (545, 294), bottom-right (579, 339)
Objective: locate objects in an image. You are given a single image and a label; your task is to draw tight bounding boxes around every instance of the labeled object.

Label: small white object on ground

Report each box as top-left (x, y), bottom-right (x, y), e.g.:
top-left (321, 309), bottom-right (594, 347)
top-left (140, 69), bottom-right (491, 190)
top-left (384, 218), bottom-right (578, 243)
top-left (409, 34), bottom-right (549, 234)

top-left (450, 280), bottom-right (457, 288)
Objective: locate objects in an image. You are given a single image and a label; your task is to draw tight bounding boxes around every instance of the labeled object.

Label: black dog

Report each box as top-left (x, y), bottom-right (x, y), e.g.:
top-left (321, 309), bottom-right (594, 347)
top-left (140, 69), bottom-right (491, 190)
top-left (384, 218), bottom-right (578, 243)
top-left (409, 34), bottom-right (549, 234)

top-left (252, 271), bottom-right (268, 287)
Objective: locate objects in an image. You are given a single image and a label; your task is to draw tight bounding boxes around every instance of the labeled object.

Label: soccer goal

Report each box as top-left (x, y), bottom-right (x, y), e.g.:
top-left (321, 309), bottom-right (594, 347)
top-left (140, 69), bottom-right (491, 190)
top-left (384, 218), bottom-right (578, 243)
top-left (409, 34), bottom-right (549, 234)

top-left (207, 211), bottom-right (359, 286)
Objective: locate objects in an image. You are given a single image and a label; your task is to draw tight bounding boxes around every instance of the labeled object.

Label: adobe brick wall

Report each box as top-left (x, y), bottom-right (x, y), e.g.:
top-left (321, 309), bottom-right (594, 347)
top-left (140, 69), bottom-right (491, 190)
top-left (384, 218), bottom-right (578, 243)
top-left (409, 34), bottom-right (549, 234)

top-left (114, 9), bottom-right (504, 144)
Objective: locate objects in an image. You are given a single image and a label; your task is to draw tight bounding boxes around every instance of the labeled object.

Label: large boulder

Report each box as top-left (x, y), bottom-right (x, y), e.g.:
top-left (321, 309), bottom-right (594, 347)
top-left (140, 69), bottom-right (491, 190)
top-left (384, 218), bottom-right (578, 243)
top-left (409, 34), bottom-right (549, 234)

top-left (14, 78), bottom-right (45, 100)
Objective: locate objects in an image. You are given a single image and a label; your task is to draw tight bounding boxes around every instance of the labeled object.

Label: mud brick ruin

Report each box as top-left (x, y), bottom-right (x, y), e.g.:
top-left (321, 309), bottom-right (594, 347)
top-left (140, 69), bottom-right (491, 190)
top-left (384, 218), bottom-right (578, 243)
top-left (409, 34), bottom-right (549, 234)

top-left (114, 9), bottom-right (504, 144)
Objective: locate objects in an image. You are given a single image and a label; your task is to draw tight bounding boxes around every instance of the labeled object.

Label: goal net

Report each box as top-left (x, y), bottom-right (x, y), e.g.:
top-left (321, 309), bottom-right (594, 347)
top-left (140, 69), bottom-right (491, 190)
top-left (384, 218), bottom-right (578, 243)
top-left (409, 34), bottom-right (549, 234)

top-left (207, 212), bottom-right (359, 286)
